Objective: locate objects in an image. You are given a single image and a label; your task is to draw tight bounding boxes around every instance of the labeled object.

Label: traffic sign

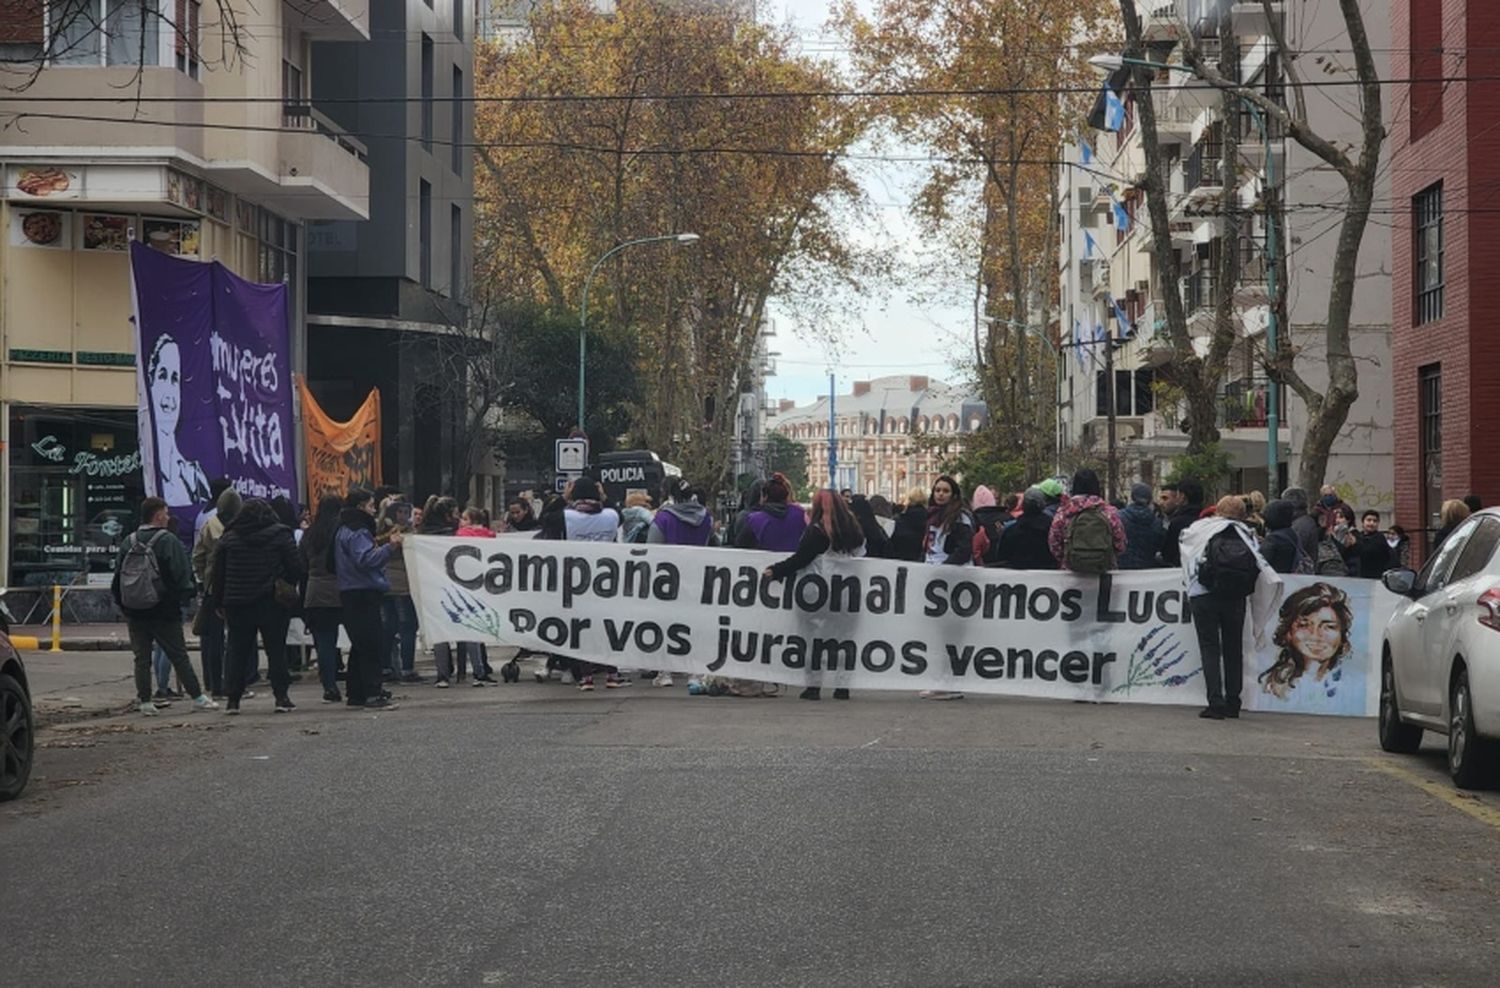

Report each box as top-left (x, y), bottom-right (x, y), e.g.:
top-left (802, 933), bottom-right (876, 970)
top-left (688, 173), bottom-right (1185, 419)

top-left (555, 437), bottom-right (589, 473)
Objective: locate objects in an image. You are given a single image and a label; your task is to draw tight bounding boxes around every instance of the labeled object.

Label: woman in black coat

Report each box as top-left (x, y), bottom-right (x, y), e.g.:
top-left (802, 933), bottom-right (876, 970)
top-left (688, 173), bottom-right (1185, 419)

top-left (890, 487), bottom-right (929, 562)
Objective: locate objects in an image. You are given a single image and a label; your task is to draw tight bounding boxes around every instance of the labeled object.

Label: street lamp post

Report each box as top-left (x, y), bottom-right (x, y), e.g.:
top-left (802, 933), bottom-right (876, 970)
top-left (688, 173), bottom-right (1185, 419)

top-left (578, 233), bottom-right (700, 433)
top-left (1088, 53), bottom-right (1280, 488)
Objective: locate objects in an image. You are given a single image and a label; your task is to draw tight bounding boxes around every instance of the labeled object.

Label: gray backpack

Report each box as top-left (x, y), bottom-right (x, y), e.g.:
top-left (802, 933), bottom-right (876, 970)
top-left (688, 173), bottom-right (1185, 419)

top-left (119, 530), bottom-right (168, 610)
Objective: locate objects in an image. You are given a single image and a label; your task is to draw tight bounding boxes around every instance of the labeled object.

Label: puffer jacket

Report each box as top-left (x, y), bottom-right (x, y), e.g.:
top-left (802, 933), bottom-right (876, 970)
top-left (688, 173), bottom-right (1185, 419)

top-left (212, 504), bottom-right (303, 607)
top-left (335, 509), bottom-right (394, 593)
top-left (1118, 502), bottom-right (1163, 569)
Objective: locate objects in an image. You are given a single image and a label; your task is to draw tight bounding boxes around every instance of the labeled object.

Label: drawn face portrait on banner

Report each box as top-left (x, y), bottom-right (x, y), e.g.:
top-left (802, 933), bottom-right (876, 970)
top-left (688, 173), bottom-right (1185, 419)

top-left (146, 334), bottom-right (211, 508)
top-left (1258, 582), bottom-right (1356, 709)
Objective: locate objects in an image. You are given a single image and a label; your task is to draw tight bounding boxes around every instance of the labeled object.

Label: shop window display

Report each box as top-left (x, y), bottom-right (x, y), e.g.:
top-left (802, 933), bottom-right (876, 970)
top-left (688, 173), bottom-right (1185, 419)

top-left (8, 408), bottom-right (144, 588)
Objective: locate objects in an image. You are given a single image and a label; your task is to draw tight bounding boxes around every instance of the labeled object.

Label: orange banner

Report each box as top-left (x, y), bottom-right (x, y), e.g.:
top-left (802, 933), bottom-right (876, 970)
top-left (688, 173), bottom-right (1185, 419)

top-left (298, 375), bottom-right (382, 503)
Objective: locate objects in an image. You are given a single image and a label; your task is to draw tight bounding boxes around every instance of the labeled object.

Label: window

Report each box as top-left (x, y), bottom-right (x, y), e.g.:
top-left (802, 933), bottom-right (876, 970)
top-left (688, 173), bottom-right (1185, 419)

top-left (451, 65), bottom-right (464, 174)
top-left (1450, 518), bottom-right (1500, 585)
top-left (421, 35), bottom-right (434, 151)
top-left (174, 0), bottom-right (199, 78)
top-left (450, 204), bottom-right (463, 299)
top-left (1410, 0), bottom-right (1444, 140)
top-left (419, 180), bottom-right (432, 288)
top-left (1418, 517), bottom-right (1476, 595)
top-left (49, 0), bottom-right (166, 68)
top-left (454, 0), bottom-right (465, 41)
top-left (1420, 363), bottom-right (1442, 545)
top-left (1414, 182), bottom-right (1443, 324)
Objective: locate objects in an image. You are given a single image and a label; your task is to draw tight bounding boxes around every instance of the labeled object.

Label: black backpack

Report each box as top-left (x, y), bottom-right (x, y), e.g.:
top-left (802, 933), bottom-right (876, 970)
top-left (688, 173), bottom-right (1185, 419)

top-left (1199, 528), bottom-right (1259, 598)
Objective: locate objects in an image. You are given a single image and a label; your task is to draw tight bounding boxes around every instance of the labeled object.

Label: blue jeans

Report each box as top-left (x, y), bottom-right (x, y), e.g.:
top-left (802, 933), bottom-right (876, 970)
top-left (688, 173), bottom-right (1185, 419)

top-left (383, 596), bottom-right (418, 675)
top-left (152, 643), bottom-right (171, 693)
top-left (311, 622), bottom-right (342, 695)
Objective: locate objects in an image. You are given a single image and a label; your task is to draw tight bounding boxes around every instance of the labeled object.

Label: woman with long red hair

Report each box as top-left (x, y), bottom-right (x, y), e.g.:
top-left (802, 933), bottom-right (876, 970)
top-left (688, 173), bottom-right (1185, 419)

top-left (764, 489), bottom-right (866, 701)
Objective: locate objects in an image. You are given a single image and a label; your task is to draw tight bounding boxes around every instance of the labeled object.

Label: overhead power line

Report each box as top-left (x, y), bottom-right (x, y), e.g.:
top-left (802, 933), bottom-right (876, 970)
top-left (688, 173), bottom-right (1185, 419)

top-left (1, 73), bottom-right (1494, 105)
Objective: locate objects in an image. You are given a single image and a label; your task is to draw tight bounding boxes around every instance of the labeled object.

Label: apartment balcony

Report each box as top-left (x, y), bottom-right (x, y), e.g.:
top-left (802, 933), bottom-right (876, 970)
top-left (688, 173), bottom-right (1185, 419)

top-left (1216, 376), bottom-right (1291, 439)
top-left (1229, 1), bottom-right (1283, 39)
top-left (204, 104), bottom-right (370, 221)
top-left (0, 67), bottom-right (207, 161)
top-left (284, 0), bottom-right (371, 41)
top-left (1155, 105), bottom-right (1198, 145)
top-left (1182, 268), bottom-right (1216, 335)
top-left (1154, 42), bottom-right (1223, 112)
top-left (1233, 251), bottom-right (1272, 305)
top-left (1142, 2), bottom-right (1185, 42)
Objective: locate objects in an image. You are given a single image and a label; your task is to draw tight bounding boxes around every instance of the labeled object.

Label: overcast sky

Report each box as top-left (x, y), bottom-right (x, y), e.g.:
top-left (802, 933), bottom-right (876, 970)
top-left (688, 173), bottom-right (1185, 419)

top-left (761, 0), bottom-right (974, 407)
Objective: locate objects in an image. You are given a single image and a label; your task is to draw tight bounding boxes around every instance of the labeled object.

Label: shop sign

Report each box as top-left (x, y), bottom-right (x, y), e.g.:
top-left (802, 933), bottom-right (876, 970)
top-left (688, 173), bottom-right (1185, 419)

top-left (30, 434), bottom-right (142, 478)
top-left (9, 348), bottom-right (72, 364)
top-left (76, 351), bottom-right (136, 367)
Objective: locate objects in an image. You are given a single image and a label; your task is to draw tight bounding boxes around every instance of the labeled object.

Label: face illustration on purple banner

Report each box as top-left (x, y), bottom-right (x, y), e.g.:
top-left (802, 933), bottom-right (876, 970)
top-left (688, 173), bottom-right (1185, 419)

top-left (147, 334), bottom-right (211, 508)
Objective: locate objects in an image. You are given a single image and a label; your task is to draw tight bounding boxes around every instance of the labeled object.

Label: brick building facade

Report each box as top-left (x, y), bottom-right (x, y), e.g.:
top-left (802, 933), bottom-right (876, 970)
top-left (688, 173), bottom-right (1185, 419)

top-left (1390, 0), bottom-right (1500, 556)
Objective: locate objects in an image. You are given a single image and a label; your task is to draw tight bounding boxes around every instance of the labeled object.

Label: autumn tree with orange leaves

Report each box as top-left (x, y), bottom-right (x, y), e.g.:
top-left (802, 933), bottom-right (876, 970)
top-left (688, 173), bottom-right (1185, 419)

top-left (836, 0), bottom-right (1113, 482)
top-left (471, 0), bottom-right (874, 491)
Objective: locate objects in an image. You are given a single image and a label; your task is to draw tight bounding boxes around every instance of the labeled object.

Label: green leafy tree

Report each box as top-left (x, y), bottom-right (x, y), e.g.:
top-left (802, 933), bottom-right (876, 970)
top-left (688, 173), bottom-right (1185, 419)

top-left (762, 432), bottom-right (810, 498)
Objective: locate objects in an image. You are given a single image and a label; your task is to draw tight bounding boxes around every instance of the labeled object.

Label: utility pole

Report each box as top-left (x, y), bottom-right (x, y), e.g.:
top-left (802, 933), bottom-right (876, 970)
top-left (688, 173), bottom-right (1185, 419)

top-left (827, 372), bottom-right (837, 490)
top-left (1105, 327), bottom-right (1117, 502)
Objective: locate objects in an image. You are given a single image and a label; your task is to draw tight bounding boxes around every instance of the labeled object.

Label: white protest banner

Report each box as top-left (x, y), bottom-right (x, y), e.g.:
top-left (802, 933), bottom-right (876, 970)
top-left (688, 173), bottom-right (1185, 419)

top-left (405, 538), bottom-right (1396, 716)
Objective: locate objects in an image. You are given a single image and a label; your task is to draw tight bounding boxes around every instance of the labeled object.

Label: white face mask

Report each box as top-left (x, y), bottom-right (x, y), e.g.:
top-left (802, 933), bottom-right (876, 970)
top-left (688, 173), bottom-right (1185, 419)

top-left (1386, 535), bottom-right (1399, 547)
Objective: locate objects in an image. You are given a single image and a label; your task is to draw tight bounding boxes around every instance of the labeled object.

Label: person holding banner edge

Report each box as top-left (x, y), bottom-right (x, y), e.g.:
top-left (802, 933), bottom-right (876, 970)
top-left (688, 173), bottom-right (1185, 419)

top-left (334, 489), bottom-right (402, 709)
top-left (1179, 496), bottom-right (1284, 720)
top-left (920, 475), bottom-right (974, 701)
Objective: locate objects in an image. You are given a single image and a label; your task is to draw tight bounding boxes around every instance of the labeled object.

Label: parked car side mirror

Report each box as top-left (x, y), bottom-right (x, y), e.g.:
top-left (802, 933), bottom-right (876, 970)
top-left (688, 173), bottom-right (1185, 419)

top-left (1383, 568), bottom-right (1418, 596)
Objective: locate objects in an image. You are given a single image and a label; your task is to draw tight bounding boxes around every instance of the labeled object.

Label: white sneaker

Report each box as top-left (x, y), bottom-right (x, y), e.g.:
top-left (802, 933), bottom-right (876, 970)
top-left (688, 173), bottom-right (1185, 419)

top-left (533, 668), bottom-right (547, 683)
top-left (192, 695), bottom-right (220, 712)
top-left (139, 700), bottom-right (159, 717)
top-left (242, 690), bottom-right (257, 700)
top-left (653, 673), bottom-right (674, 688)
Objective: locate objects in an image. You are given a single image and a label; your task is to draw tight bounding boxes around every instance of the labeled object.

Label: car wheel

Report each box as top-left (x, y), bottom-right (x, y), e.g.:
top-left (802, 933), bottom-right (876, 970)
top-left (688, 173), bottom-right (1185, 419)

top-left (0, 672), bottom-right (35, 801)
top-left (1448, 667), bottom-right (1500, 790)
top-left (1379, 651), bottom-right (1424, 754)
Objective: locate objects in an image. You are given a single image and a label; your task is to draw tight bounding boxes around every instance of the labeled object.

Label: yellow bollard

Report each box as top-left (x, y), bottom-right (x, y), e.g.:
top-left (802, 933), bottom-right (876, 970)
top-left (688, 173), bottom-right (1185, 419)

top-left (48, 583), bottom-right (62, 652)
top-left (10, 636), bottom-right (41, 651)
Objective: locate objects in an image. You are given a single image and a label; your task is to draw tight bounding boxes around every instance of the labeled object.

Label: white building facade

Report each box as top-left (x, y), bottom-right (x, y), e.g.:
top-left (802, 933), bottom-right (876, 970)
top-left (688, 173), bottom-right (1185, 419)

top-left (1059, 0), bottom-right (1393, 510)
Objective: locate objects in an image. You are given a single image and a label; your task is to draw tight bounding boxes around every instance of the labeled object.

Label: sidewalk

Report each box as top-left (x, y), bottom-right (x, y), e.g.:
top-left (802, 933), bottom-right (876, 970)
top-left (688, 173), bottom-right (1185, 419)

top-left (12, 623), bottom-right (139, 652)
top-left (20, 644), bottom-right (526, 728)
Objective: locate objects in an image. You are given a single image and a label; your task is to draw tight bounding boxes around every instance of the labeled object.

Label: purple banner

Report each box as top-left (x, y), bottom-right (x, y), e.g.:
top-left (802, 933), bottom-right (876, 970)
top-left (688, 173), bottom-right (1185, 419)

top-left (130, 241), bottom-right (294, 532)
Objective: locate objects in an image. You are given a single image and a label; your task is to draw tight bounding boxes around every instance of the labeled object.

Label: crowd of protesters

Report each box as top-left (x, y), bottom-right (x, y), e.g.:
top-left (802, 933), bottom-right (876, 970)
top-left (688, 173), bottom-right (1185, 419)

top-left (110, 467), bottom-right (1474, 722)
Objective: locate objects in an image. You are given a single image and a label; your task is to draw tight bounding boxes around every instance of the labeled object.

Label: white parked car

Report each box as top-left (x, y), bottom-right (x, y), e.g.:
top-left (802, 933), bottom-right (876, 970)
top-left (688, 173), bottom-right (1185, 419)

top-left (1380, 509), bottom-right (1500, 789)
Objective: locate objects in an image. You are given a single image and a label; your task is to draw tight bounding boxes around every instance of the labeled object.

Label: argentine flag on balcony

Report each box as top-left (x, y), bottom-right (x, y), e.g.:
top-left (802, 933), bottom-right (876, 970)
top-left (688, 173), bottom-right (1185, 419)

top-left (1083, 229), bottom-right (1100, 258)
top-left (1077, 130), bottom-right (1096, 166)
top-left (1112, 296), bottom-right (1133, 339)
top-left (1103, 84), bottom-right (1127, 132)
top-left (1110, 195), bottom-right (1130, 233)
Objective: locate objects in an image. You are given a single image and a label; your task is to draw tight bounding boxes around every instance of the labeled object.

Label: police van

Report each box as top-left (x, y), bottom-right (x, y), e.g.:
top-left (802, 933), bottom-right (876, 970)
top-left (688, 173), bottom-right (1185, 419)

top-left (593, 450), bottom-right (681, 506)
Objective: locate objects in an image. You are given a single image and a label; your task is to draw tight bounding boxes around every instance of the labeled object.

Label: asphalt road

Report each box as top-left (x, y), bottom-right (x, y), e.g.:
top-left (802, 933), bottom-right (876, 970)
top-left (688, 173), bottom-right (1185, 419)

top-left (3, 674), bottom-right (1500, 987)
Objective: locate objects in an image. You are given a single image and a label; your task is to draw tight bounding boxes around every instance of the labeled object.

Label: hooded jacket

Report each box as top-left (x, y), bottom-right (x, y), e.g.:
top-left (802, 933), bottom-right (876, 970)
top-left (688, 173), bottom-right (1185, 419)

top-left (648, 502), bottom-right (714, 546)
top-left (1118, 485), bottom-right (1163, 570)
top-left (736, 502), bottom-right (807, 553)
top-left (192, 487), bottom-right (243, 593)
top-left (335, 508), bottom-right (394, 593)
top-left (211, 501), bottom-right (303, 607)
top-left (1259, 499), bottom-right (1301, 574)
